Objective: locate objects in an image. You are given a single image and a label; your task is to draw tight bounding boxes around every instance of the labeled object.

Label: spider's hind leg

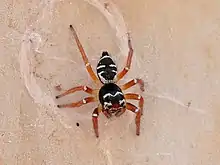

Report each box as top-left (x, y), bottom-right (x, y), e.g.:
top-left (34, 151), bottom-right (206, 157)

top-left (116, 33), bottom-right (133, 82)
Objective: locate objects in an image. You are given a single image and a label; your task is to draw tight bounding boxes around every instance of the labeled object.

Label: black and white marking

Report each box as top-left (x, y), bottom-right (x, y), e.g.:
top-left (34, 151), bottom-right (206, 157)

top-left (99, 83), bottom-right (125, 113)
top-left (92, 113), bottom-right (98, 117)
top-left (103, 91), bottom-right (123, 99)
top-left (96, 51), bottom-right (117, 84)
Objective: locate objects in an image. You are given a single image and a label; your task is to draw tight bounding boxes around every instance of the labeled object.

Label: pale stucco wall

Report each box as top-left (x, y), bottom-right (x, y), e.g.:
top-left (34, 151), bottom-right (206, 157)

top-left (0, 0), bottom-right (220, 164)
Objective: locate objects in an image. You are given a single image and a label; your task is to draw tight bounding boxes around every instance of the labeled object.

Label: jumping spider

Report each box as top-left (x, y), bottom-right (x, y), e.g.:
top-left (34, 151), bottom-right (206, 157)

top-left (55, 25), bottom-right (144, 138)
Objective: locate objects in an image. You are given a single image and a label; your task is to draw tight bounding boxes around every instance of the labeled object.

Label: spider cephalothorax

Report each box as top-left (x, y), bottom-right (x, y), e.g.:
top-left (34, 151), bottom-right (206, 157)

top-left (99, 83), bottom-right (126, 118)
top-left (55, 25), bottom-right (145, 138)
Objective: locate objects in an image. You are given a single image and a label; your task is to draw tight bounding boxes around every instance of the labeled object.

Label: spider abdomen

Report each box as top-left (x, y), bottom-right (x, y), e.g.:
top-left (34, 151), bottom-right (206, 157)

top-left (96, 51), bottom-right (117, 84)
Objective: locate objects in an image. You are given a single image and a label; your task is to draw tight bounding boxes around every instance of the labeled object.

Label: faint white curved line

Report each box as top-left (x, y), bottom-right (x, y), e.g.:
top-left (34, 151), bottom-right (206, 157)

top-left (44, 56), bottom-right (77, 64)
top-left (84, 0), bottom-right (128, 55)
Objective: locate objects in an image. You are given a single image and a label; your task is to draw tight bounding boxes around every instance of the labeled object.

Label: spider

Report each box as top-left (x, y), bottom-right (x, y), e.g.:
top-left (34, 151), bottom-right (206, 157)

top-left (55, 25), bottom-right (145, 138)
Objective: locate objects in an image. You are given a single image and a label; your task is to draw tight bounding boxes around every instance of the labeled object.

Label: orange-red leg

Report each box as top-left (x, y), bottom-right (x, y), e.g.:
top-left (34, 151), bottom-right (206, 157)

top-left (121, 78), bottom-right (144, 91)
top-left (125, 93), bottom-right (144, 115)
top-left (116, 33), bottom-right (133, 82)
top-left (69, 25), bottom-right (100, 84)
top-left (92, 105), bottom-right (102, 138)
top-left (126, 102), bottom-right (142, 136)
top-left (55, 86), bottom-right (94, 99)
top-left (57, 96), bottom-right (95, 108)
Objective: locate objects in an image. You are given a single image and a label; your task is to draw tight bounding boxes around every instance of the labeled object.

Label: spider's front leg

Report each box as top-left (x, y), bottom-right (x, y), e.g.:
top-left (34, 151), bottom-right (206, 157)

top-left (69, 25), bottom-right (100, 85)
top-left (57, 96), bottom-right (95, 108)
top-left (126, 102), bottom-right (142, 135)
top-left (116, 33), bottom-right (133, 82)
top-left (55, 85), bottom-right (94, 99)
top-left (92, 105), bottom-right (102, 138)
top-left (121, 78), bottom-right (145, 92)
top-left (125, 93), bottom-right (144, 115)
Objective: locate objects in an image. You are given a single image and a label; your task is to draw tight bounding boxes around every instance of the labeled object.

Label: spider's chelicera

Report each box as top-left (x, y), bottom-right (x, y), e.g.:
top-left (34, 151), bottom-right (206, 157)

top-left (55, 25), bottom-right (145, 138)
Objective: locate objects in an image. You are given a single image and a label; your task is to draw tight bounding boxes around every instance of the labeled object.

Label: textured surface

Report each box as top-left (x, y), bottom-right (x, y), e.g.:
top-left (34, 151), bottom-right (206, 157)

top-left (0, 0), bottom-right (220, 164)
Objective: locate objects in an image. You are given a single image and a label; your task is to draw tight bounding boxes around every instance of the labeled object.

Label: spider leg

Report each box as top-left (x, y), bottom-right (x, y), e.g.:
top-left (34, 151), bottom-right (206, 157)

top-left (69, 25), bottom-right (100, 84)
top-left (125, 93), bottom-right (144, 115)
top-left (126, 102), bottom-right (142, 136)
top-left (55, 86), bottom-right (94, 99)
top-left (57, 96), bottom-right (95, 108)
top-left (121, 78), bottom-right (144, 91)
top-left (116, 33), bottom-right (133, 82)
top-left (92, 105), bottom-right (102, 138)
